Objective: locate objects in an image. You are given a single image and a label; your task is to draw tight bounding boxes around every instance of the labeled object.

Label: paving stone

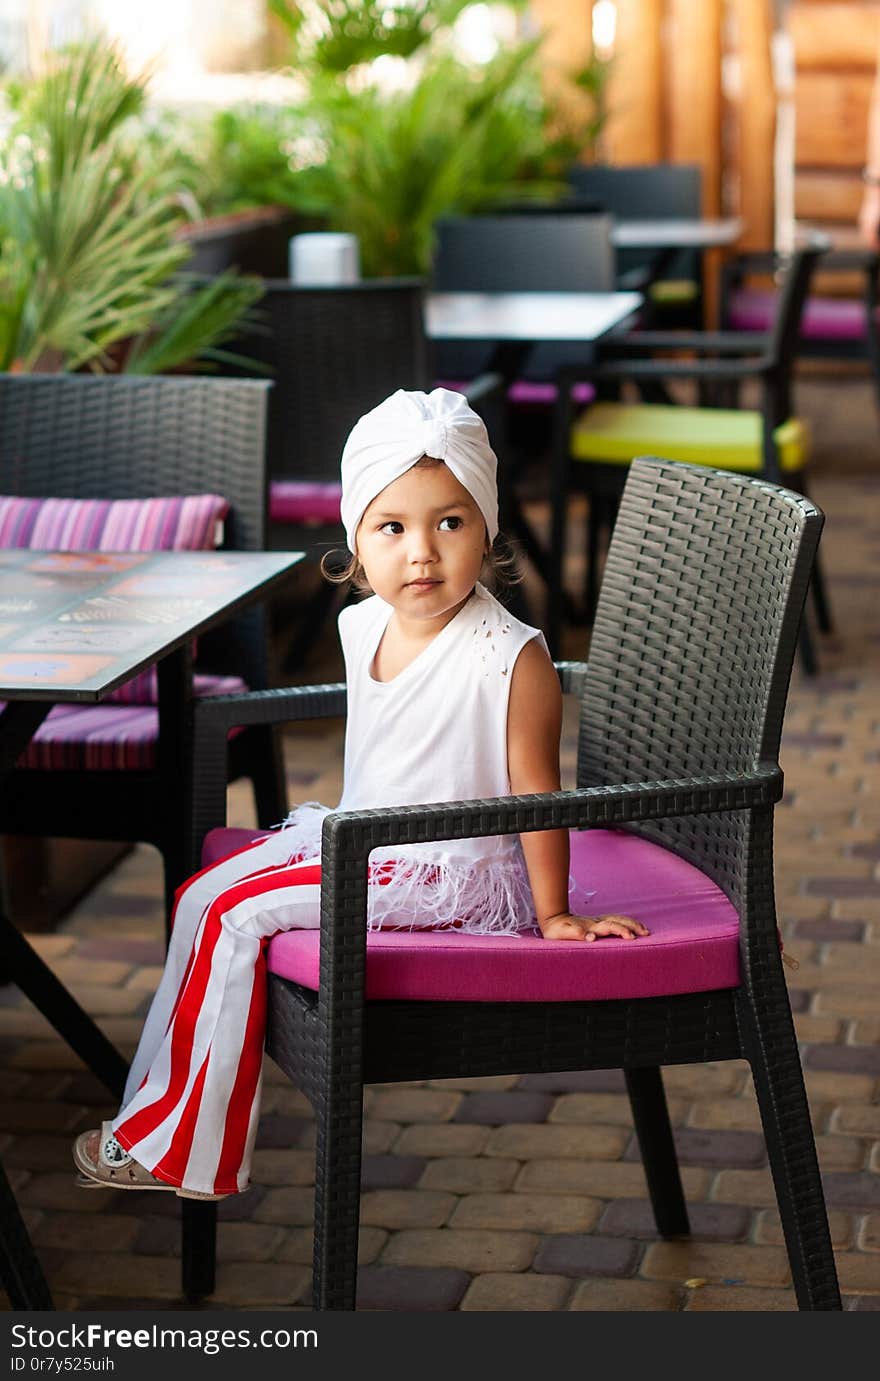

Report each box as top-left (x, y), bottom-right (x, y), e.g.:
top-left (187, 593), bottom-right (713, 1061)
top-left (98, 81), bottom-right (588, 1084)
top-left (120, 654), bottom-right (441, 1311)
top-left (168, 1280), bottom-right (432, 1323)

top-left (460, 1273), bottom-right (572, 1311)
top-left (835, 1252), bottom-right (880, 1292)
top-left (277, 1226), bottom-right (387, 1266)
top-left (848, 1295), bottom-right (880, 1310)
top-left (804, 1043), bottom-right (880, 1075)
top-left (360, 1190), bottom-right (456, 1229)
top-left (211, 1262), bottom-right (310, 1307)
top-left (250, 1149), bottom-right (315, 1186)
top-left (0, 1100), bottom-right (88, 1133)
top-left (533, 1234), bottom-right (640, 1278)
top-left (450, 1192), bottom-right (601, 1233)
top-left (260, 1086), bottom-right (315, 1117)
top-left (756, 1208), bottom-right (854, 1250)
top-left (711, 1170), bottom-right (778, 1207)
top-left (658, 1064), bottom-right (748, 1097)
top-left (517, 1070), bottom-right (626, 1093)
top-left (381, 1229), bottom-right (538, 1273)
top-left (253, 1187), bottom-right (315, 1225)
top-left (254, 1114), bottom-right (312, 1149)
top-left (623, 1128), bottom-right (767, 1169)
top-left (516, 1159), bottom-right (711, 1200)
top-left (683, 1285), bottom-right (796, 1311)
top-left (814, 1134), bottom-right (868, 1172)
top-left (53, 1253), bottom-right (185, 1300)
top-left (368, 1089), bottom-right (461, 1122)
top-left (685, 1099), bottom-right (763, 1132)
top-left (356, 1266), bottom-right (470, 1311)
top-left (17, 1172), bottom-right (113, 1213)
top-left (794, 919), bottom-right (866, 943)
top-left (641, 1241), bottom-right (791, 1287)
top-left (393, 1125), bottom-right (491, 1158)
top-left (419, 1157), bottom-right (520, 1194)
top-left (360, 1155), bottom-right (427, 1190)
top-left (804, 1070), bottom-right (876, 1101)
top-left (452, 1091), bottom-right (554, 1125)
top-left (31, 1211), bottom-right (141, 1252)
top-left (569, 1278), bottom-right (683, 1310)
top-left (75, 939), bottom-right (165, 965)
top-left (53, 958), bottom-right (134, 986)
top-left (485, 1124), bottom-right (627, 1161)
top-left (822, 1173), bottom-right (880, 1210)
top-left (548, 1093), bottom-right (640, 1127)
top-left (428, 1076), bottom-right (520, 1092)
top-left (599, 1199), bottom-right (751, 1242)
top-left (831, 1105), bottom-right (880, 1136)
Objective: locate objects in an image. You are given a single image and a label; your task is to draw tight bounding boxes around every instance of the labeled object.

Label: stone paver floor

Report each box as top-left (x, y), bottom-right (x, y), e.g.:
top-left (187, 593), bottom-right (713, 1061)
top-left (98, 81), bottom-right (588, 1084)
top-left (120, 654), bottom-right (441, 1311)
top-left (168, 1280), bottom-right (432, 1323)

top-left (1, 375), bottom-right (879, 1312)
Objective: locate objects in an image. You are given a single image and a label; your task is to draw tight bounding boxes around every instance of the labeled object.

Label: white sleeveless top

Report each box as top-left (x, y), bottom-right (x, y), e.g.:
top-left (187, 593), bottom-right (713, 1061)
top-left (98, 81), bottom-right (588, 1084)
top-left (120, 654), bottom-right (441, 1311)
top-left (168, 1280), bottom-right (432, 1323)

top-left (279, 583), bottom-right (548, 933)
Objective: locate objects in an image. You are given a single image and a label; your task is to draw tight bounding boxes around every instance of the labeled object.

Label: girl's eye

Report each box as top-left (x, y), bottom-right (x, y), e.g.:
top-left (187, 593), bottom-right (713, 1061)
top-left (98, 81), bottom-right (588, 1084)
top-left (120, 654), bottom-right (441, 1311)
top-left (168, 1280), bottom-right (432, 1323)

top-left (438, 516), bottom-right (463, 531)
top-left (378, 521), bottom-right (404, 535)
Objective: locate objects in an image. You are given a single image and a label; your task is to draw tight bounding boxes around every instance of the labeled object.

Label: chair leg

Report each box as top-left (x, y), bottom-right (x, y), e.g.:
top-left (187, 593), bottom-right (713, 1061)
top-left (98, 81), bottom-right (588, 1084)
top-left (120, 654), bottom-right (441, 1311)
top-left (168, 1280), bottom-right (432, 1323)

top-left (624, 1067), bottom-right (689, 1238)
top-left (248, 725), bottom-right (287, 828)
top-left (798, 613), bottom-right (818, 678)
top-left (0, 1154), bottom-right (54, 1308)
top-left (809, 558), bottom-right (834, 635)
top-left (312, 1085), bottom-right (365, 1310)
top-left (736, 991), bottom-right (841, 1309)
top-left (584, 495), bottom-right (603, 627)
top-left (181, 1200), bottom-right (217, 1301)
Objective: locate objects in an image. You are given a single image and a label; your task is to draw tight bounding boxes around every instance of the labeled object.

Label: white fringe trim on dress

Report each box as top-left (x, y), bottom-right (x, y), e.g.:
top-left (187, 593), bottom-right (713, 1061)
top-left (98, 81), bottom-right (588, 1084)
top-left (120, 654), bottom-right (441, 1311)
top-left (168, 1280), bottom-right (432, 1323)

top-left (274, 803), bottom-right (594, 936)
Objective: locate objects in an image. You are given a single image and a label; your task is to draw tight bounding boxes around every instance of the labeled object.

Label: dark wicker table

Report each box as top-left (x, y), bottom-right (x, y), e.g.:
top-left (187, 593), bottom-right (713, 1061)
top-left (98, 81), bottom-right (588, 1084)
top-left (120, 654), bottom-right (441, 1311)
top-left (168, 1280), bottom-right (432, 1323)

top-left (0, 548), bottom-right (302, 1308)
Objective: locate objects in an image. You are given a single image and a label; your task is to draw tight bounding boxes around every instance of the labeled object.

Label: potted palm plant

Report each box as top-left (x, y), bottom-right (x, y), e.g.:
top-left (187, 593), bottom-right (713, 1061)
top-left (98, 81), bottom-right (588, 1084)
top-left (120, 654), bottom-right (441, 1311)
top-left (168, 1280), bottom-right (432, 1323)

top-left (0, 39), bottom-right (264, 374)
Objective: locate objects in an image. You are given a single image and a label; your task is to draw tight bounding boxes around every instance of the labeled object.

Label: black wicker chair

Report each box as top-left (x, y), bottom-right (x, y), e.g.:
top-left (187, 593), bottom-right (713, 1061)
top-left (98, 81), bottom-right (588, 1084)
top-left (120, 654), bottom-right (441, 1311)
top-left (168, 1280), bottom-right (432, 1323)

top-left (548, 237), bottom-right (831, 666)
top-left (566, 163), bottom-right (704, 329)
top-left (184, 455), bottom-right (840, 1311)
top-left (0, 374), bottom-right (285, 926)
top-left (230, 278), bottom-right (502, 666)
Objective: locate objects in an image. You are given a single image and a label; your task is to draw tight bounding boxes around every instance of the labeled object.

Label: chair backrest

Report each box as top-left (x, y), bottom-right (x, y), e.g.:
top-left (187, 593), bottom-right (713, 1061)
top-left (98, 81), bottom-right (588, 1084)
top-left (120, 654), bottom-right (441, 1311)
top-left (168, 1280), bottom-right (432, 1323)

top-left (766, 237), bottom-right (828, 421)
top-left (237, 280), bottom-right (429, 484)
top-left (432, 213), bottom-right (615, 293)
top-left (566, 164), bottom-right (702, 220)
top-left (0, 373), bottom-right (272, 686)
top-left (431, 214), bottom-right (614, 380)
top-left (577, 456), bottom-right (823, 902)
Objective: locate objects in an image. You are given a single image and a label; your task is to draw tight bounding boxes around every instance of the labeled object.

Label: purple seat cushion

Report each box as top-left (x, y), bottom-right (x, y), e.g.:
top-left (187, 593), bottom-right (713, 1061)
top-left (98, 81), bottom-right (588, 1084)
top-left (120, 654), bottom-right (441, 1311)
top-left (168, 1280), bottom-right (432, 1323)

top-left (728, 287), bottom-right (872, 342)
top-left (7, 675), bottom-right (246, 771)
top-left (270, 480), bottom-right (342, 526)
top-left (0, 493), bottom-right (230, 705)
top-left (434, 380), bottom-right (596, 408)
top-left (201, 825), bottom-right (741, 1002)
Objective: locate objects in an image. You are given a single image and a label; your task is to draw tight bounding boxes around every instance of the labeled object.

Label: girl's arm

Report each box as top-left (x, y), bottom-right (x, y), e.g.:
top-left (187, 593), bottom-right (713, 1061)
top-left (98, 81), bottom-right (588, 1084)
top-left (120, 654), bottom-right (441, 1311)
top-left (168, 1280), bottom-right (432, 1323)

top-left (507, 639), bottom-right (648, 943)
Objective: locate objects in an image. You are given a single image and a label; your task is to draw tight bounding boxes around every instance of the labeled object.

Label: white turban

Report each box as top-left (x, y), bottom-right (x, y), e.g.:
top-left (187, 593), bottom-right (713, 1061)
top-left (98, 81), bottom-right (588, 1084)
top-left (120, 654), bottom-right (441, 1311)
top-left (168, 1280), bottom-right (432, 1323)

top-left (340, 388), bottom-right (498, 552)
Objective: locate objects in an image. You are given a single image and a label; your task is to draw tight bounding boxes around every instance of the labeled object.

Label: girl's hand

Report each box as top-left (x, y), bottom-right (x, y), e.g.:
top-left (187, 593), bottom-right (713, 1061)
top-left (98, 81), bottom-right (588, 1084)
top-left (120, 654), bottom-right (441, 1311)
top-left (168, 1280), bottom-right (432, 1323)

top-left (539, 913), bottom-right (649, 942)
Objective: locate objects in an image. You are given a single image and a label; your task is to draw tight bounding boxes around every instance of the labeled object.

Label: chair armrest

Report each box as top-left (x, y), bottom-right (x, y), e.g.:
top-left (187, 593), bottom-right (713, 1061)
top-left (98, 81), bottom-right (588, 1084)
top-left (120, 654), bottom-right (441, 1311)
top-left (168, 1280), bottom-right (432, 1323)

top-left (617, 265), bottom-right (655, 293)
top-left (554, 660), bottom-right (588, 696)
top-left (601, 331), bottom-right (768, 355)
top-left (194, 683), bottom-right (346, 734)
top-left (593, 355), bottom-right (772, 382)
top-left (322, 764), bottom-right (784, 861)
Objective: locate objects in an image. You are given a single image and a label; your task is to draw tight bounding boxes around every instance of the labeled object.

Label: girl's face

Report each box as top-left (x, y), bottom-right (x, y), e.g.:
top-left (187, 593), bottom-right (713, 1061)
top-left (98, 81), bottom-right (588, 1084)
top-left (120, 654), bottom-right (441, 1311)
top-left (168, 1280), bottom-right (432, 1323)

top-left (355, 461), bottom-right (487, 629)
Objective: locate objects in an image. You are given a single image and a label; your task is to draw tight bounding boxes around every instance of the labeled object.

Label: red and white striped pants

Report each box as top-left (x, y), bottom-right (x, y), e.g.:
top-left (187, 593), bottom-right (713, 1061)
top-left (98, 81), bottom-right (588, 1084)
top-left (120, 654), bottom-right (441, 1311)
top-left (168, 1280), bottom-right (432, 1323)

top-left (111, 831), bottom-right (346, 1197)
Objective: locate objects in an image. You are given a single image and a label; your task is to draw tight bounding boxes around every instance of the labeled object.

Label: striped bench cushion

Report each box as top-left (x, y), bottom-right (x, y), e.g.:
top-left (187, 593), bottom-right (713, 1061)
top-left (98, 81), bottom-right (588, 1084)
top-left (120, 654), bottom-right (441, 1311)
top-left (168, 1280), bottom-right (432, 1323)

top-left (3, 674), bottom-right (246, 771)
top-left (0, 493), bottom-right (229, 705)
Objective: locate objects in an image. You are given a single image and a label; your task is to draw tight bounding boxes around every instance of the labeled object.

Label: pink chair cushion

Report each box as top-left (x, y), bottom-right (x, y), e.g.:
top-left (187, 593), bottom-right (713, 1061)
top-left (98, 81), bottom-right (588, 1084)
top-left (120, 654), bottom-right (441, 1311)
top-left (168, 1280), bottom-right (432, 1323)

top-left (270, 480), bottom-right (342, 526)
top-left (6, 675), bottom-right (246, 771)
top-left (728, 287), bottom-right (873, 342)
top-left (201, 825), bottom-right (741, 1002)
top-left (0, 493), bottom-right (230, 705)
top-left (434, 380), bottom-right (596, 408)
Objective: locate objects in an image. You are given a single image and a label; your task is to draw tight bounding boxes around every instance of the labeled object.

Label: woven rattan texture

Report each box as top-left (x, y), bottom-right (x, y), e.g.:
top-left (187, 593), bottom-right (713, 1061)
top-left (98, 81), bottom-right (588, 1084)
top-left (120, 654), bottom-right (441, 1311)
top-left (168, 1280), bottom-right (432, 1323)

top-left (237, 281), bottom-right (428, 485)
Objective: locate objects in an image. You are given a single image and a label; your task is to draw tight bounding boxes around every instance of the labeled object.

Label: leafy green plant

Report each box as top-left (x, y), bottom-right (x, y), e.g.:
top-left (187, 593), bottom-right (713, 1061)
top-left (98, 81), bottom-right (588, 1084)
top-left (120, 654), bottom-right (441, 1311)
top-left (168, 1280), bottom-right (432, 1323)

top-left (0, 39), bottom-right (264, 373)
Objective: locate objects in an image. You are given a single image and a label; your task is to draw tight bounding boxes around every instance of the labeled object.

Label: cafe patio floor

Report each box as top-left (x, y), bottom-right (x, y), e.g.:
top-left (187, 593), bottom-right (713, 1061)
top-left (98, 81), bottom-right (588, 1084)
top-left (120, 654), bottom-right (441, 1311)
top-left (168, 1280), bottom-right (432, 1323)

top-left (2, 368), bottom-right (879, 1312)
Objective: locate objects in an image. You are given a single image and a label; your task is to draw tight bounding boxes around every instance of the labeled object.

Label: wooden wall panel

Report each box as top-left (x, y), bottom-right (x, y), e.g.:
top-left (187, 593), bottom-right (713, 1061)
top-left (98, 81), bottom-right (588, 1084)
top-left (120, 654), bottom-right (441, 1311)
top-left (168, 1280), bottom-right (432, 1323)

top-left (665, 0), bottom-right (723, 212)
top-left (731, 0), bottom-right (776, 249)
top-left (602, 0), bottom-right (664, 163)
top-left (794, 71), bottom-right (873, 166)
top-left (530, 0), bottom-right (596, 139)
top-left (788, 2), bottom-right (880, 69)
top-left (795, 170), bottom-right (864, 219)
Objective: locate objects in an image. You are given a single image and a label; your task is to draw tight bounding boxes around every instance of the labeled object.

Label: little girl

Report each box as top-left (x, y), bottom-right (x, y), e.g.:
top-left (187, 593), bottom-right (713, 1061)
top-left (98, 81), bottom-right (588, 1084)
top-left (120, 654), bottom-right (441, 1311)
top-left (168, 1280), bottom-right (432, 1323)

top-left (74, 387), bottom-right (647, 1201)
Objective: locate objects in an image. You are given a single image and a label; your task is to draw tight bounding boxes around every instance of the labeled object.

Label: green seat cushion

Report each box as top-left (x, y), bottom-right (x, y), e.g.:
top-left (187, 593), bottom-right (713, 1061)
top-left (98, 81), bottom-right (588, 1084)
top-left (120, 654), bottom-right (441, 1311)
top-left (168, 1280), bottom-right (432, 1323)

top-left (570, 402), bottom-right (808, 474)
top-left (648, 279), bottom-right (700, 305)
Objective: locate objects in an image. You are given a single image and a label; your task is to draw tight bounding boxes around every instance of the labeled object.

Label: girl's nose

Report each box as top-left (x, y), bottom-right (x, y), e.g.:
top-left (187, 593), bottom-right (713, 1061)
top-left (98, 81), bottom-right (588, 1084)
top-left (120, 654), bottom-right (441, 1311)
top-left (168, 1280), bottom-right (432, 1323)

top-left (408, 529), bottom-right (438, 563)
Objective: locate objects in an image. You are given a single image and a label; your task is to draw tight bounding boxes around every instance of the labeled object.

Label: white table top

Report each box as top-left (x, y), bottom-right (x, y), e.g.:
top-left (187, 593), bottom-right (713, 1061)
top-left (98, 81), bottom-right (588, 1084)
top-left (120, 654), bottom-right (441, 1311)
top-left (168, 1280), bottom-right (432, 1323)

top-left (425, 291), bottom-right (643, 342)
top-left (612, 218), bottom-right (744, 249)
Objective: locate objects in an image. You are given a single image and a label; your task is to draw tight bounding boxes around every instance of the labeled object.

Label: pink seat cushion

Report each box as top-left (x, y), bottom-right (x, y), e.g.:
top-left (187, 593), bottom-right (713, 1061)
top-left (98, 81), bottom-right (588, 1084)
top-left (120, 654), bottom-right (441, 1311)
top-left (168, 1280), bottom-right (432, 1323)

top-left (270, 480), bottom-right (342, 526)
top-left (201, 825), bottom-right (741, 1002)
top-left (8, 675), bottom-right (246, 771)
top-left (728, 287), bottom-right (874, 342)
top-left (434, 380), bottom-right (596, 407)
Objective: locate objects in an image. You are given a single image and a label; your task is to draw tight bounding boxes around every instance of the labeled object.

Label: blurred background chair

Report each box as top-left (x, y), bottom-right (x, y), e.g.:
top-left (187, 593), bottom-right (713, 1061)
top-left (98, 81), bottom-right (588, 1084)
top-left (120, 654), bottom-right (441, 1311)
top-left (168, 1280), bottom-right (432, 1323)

top-left (0, 373), bottom-right (283, 927)
top-left (722, 247), bottom-right (880, 417)
top-left (566, 163), bottom-right (704, 329)
top-left (229, 278), bottom-right (501, 669)
top-left (184, 455), bottom-right (839, 1312)
top-left (547, 237), bottom-right (830, 667)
